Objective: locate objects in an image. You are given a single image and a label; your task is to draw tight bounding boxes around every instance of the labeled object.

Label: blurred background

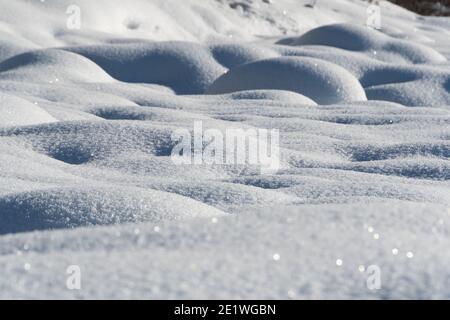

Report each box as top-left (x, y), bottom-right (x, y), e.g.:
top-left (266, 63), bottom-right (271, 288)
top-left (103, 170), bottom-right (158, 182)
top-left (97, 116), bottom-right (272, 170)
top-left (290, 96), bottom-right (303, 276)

top-left (387, 0), bottom-right (449, 16)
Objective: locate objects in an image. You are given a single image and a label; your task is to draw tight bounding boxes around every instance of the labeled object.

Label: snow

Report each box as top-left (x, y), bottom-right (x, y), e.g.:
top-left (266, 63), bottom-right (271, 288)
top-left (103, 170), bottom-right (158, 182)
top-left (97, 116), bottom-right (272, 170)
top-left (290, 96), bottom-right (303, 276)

top-left (0, 93), bottom-right (57, 127)
top-left (0, 49), bottom-right (116, 84)
top-left (0, 0), bottom-right (449, 299)
top-left (67, 42), bottom-right (226, 93)
top-left (0, 186), bottom-right (225, 235)
top-left (207, 56), bottom-right (368, 104)
top-left (278, 23), bottom-right (447, 64)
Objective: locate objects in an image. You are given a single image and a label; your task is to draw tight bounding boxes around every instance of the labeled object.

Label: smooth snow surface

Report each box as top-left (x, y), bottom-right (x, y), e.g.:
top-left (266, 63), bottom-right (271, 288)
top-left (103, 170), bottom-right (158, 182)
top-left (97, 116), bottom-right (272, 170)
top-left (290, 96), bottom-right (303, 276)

top-left (207, 56), bottom-right (368, 104)
top-left (0, 0), bottom-right (449, 299)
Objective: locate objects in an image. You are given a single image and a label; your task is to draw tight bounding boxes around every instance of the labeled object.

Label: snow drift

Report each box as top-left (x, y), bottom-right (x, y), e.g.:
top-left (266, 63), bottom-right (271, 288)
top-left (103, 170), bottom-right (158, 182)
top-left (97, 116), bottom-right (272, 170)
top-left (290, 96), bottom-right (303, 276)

top-left (0, 0), bottom-right (449, 299)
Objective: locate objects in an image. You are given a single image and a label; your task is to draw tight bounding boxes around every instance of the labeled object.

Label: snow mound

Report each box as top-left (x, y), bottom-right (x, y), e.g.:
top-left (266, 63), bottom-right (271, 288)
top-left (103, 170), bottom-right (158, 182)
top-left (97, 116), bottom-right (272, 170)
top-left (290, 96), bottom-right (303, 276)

top-left (224, 90), bottom-right (317, 105)
top-left (356, 64), bottom-right (450, 106)
top-left (278, 23), bottom-right (447, 64)
top-left (0, 93), bottom-right (57, 127)
top-left (67, 42), bottom-right (226, 94)
top-left (0, 0), bottom-right (450, 300)
top-left (209, 43), bottom-right (279, 69)
top-left (0, 49), bottom-right (115, 83)
top-left (365, 80), bottom-right (450, 107)
top-left (207, 57), bottom-right (367, 104)
top-left (0, 186), bottom-right (225, 235)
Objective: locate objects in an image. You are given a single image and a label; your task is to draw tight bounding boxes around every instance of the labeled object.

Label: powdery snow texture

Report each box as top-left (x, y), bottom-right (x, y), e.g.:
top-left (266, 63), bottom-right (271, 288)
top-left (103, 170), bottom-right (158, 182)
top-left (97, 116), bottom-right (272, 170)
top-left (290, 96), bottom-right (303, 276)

top-left (0, 0), bottom-right (449, 299)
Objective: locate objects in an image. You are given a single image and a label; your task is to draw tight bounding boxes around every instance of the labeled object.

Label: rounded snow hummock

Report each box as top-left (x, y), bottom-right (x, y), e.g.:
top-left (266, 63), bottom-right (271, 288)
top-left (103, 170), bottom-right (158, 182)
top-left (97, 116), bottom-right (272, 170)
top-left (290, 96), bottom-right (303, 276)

top-left (278, 23), bottom-right (447, 64)
top-left (0, 186), bottom-right (226, 235)
top-left (209, 42), bottom-right (279, 69)
top-left (0, 49), bottom-right (115, 83)
top-left (224, 89), bottom-right (318, 105)
top-left (207, 56), bottom-right (367, 105)
top-left (67, 42), bottom-right (226, 94)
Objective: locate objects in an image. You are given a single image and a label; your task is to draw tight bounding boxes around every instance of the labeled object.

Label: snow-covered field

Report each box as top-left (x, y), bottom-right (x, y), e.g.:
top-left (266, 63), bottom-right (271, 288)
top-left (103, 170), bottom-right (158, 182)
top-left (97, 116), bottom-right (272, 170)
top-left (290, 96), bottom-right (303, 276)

top-left (0, 0), bottom-right (449, 299)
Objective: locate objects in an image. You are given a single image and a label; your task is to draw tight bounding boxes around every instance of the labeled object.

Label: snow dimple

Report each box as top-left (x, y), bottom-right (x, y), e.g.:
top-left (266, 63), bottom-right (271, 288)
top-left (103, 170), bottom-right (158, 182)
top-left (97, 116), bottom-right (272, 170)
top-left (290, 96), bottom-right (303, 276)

top-left (445, 76), bottom-right (450, 91)
top-left (207, 56), bottom-right (367, 104)
top-left (0, 121), bottom-right (179, 164)
top-left (348, 143), bottom-right (450, 162)
top-left (46, 141), bottom-right (96, 165)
